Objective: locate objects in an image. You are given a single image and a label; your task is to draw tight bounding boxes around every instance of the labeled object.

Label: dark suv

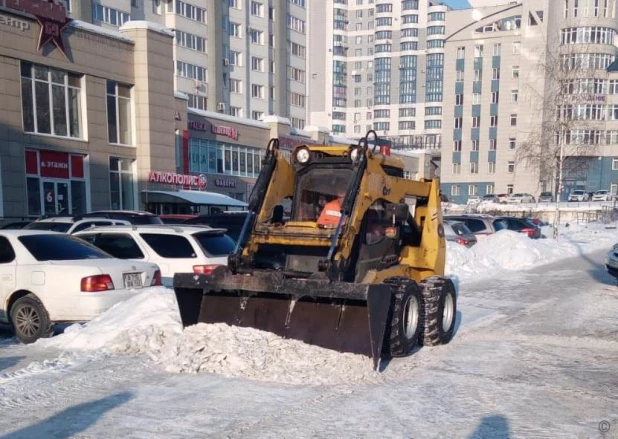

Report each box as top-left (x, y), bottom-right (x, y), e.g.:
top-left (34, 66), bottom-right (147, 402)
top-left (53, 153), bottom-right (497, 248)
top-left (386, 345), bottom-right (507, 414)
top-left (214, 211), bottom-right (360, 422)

top-left (75, 210), bottom-right (163, 225)
top-left (183, 211), bottom-right (248, 241)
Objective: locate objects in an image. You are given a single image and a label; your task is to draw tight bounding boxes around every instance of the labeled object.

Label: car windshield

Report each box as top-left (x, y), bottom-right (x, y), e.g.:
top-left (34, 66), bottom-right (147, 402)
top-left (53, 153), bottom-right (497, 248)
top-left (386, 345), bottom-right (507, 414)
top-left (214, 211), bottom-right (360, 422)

top-left (595, 191), bottom-right (608, 194)
top-left (193, 232), bottom-right (236, 256)
top-left (18, 234), bottom-right (112, 261)
top-left (572, 191), bottom-right (584, 195)
top-left (540, 192), bottom-right (551, 196)
top-left (449, 223), bottom-right (470, 236)
top-left (292, 167), bottom-right (353, 221)
top-left (24, 222), bottom-right (72, 233)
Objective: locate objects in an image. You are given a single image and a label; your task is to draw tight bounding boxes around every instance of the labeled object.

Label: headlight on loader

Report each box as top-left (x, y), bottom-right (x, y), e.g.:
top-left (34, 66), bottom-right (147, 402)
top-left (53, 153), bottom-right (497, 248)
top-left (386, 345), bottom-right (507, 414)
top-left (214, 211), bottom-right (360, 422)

top-left (295, 147), bottom-right (311, 164)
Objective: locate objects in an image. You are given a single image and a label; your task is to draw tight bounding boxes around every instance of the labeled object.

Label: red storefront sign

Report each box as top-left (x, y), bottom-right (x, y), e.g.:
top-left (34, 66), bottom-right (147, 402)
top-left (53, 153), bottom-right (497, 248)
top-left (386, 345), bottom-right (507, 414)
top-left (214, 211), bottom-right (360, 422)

top-left (5, 0), bottom-right (71, 58)
top-left (148, 171), bottom-right (207, 189)
top-left (39, 150), bottom-right (69, 179)
top-left (211, 124), bottom-right (238, 141)
top-left (188, 121), bottom-right (207, 131)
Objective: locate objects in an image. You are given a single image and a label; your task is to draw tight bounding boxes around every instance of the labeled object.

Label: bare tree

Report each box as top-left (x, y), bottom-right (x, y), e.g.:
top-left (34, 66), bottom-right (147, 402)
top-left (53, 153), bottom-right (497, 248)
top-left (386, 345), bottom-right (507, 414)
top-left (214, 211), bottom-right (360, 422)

top-left (517, 37), bottom-right (604, 237)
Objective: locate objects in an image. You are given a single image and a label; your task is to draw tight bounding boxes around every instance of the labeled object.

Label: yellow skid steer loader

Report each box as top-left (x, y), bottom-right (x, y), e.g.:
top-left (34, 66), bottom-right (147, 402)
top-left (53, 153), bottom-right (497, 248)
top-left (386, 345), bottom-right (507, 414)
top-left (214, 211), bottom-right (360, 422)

top-left (173, 131), bottom-right (456, 370)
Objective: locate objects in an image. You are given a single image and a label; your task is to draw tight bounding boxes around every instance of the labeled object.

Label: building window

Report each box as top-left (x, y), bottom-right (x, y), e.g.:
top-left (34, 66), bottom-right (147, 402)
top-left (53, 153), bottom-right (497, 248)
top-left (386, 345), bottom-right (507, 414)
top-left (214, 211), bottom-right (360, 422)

top-left (472, 140), bottom-right (479, 151)
top-left (509, 138), bottom-right (516, 149)
top-left (488, 162), bottom-right (495, 173)
top-left (453, 163), bottom-right (461, 174)
top-left (456, 70), bottom-right (465, 82)
top-left (175, 30), bottom-right (206, 52)
top-left (507, 184), bottom-right (514, 194)
top-left (251, 84), bottom-right (264, 98)
top-left (20, 62), bottom-right (83, 138)
top-left (512, 66), bottom-right (520, 78)
top-left (468, 184), bottom-right (478, 195)
top-left (189, 138), bottom-right (264, 177)
top-left (612, 158), bottom-right (618, 170)
top-left (490, 115), bottom-right (498, 127)
top-left (230, 22), bottom-right (242, 37)
top-left (490, 139), bottom-right (497, 150)
top-left (92, 4), bottom-right (130, 26)
top-left (491, 91), bottom-right (499, 104)
top-left (250, 29), bottom-right (264, 44)
top-left (251, 1), bottom-right (263, 16)
top-left (455, 94), bottom-right (464, 105)
top-left (454, 117), bottom-right (463, 129)
top-left (173, 0), bottom-right (206, 22)
top-left (188, 94), bottom-right (207, 110)
top-left (511, 90), bottom-right (518, 102)
top-left (287, 14), bottom-right (306, 34)
top-left (453, 140), bottom-right (462, 152)
top-left (474, 44), bottom-right (484, 57)
top-left (230, 107), bottom-right (243, 117)
top-left (510, 114), bottom-right (517, 126)
top-left (486, 184), bottom-right (494, 194)
top-left (109, 157), bottom-right (135, 210)
top-left (492, 68), bottom-right (500, 80)
top-left (230, 79), bottom-right (242, 93)
top-left (470, 162), bottom-right (478, 174)
top-left (493, 43), bottom-right (501, 56)
top-left (472, 93), bottom-right (481, 105)
top-left (176, 61), bottom-right (207, 81)
top-left (457, 47), bottom-right (465, 59)
top-left (472, 116), bottom-right (480, 128)
top-left (251, 57), bottom-right (264, 71)
top-left (289, 92), bottom-right (306, 107)
top-left (508, 161), bottom-right (515, 173)
top-left (106, 80), bottom-right (133, 145)
top-left (451, 185), bottom-right (460, 196)
top-left (474, 69), bottom-right (482, 81)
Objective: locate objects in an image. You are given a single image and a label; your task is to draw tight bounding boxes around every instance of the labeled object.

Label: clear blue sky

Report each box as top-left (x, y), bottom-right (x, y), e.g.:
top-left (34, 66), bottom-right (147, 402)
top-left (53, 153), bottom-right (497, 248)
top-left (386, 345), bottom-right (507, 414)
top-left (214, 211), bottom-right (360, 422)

top-left (443, 0), bottom-right (471, 9)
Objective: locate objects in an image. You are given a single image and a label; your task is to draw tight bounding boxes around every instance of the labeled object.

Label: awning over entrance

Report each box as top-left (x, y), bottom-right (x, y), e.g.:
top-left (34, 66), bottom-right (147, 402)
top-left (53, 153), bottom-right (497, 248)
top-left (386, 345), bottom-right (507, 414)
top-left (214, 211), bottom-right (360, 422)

top-left (141, 190), bottom-right (248, 207)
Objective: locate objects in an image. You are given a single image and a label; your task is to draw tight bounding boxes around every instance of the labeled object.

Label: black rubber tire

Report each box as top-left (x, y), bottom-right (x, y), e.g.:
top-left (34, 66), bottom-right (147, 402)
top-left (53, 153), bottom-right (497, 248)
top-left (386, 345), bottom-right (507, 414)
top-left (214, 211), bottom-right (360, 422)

top-left (420, 276), bottom-right (457, 346)
top-left (10, 294), bottom-right (54, 344)
top-left (382, 277), bottom-right (423, 357)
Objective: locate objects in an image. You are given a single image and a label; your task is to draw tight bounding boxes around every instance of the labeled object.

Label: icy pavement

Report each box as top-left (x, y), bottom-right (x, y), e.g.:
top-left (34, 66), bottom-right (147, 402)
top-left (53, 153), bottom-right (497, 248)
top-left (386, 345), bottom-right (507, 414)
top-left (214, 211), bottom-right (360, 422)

top-left (0, 247), bottom-right (617, 437)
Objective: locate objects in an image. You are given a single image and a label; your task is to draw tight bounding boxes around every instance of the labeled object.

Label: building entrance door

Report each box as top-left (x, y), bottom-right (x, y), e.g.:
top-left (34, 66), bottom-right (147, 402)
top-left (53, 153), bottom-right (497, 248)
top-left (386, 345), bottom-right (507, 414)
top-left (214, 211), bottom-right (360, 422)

top-left (42, 181), bottom-right (70, 216)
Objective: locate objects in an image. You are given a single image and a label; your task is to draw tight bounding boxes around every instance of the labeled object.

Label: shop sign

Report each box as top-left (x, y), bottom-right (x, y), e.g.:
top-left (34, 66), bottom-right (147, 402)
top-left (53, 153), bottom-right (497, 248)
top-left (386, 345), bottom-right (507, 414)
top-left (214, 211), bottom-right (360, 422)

top-left (211, 124), bottom-right (238, 140)
top-left (188, 120), bottom-right (207, 131)
top-left (148, 171), bottom-right (207, 189)
top-left (0, 14), bottom-right (31, 31)
top-left (214, 178), bottom-right (237, 188)
top-left (39, 150), bottom-right (69, 179)
top-left (6, 0), bottom-right (72, 58)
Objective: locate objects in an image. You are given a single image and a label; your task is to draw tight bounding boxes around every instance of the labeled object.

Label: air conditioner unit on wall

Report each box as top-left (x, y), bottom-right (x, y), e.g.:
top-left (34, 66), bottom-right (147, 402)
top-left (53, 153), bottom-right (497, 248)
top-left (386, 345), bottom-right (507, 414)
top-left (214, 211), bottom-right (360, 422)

top-left (223, 58), bottom-right (230, 66)
top-left (216, 102), bottom-right (226, 112)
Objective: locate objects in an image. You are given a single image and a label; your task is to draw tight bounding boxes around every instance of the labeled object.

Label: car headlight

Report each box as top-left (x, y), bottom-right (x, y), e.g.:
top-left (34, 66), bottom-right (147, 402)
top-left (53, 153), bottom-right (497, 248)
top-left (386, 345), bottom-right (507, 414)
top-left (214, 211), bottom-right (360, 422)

top-left (295, 147), bottom-right (310, 164)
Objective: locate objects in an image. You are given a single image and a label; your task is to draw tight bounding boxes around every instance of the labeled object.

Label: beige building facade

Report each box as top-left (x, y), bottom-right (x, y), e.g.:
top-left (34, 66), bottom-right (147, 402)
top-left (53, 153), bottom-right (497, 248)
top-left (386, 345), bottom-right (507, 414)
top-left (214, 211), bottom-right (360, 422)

top-left (0, 0), bottom-right (176, 221)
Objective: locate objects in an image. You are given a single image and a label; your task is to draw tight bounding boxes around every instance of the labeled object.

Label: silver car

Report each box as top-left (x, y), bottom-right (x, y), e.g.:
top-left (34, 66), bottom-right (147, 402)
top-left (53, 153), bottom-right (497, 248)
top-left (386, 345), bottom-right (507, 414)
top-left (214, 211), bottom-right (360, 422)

top-left (444, 220), bottom-right (477, 247)
top-left (568, 190), bottom-right (589, 202)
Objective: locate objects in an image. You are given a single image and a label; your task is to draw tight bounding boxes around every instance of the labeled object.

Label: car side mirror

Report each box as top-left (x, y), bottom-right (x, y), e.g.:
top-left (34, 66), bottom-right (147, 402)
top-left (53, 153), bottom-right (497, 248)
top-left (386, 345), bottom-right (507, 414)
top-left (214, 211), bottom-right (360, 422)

top-left (386, 203), bottom-right (409, 223)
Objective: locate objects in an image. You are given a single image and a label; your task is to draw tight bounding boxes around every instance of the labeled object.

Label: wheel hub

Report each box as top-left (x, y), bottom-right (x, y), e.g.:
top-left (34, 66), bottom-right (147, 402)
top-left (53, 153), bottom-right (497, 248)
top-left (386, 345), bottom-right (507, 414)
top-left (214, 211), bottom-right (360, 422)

top-left (15, 306), bottom-right (40, 337)
top-left (442, 293), bottom-right (454, 332)
top-left (403, 295), bottom-right (419, 339)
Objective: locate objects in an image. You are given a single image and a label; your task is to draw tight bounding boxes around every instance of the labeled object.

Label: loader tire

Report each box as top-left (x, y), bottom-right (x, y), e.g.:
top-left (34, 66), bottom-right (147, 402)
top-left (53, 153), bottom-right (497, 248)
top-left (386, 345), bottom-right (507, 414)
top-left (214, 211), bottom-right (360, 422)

top-left (420, 276), bottom-right (457, 346)
top-left (382, 277), bottom-right (422, 357)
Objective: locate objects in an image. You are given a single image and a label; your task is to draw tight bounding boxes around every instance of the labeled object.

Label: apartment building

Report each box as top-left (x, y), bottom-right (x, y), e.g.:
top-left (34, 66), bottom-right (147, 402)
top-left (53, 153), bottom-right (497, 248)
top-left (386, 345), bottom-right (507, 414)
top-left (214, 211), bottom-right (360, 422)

top-left (441, 0), bottom-right (618, 203)
top-left (68, 0), bottom-right (308, 126)
top-left (307, 0), bottom-right (447, 149)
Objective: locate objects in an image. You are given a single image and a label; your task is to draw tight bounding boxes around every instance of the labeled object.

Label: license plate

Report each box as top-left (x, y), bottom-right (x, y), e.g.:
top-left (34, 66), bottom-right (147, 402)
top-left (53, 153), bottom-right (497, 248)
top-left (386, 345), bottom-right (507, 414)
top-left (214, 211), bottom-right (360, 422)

top-left (123, 273), bottom-right (143, 289)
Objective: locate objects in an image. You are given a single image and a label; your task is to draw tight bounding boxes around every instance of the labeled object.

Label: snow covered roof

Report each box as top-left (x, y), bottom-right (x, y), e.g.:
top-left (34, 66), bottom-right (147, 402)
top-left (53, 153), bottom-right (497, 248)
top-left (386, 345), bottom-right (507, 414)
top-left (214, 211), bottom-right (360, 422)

top-left (289, 127), bottom-right (312, 138)
top-left (391, 149), bottom-right (433, 157)
top-left (174, 91), bottom-right (189, 101)
top-left (69, 20), bottom-right (134, 43)
top-left (188, 108), bottom-right (269, 130)
top-left (261, 115), bottom-right (291, 125)
top-left (329, 135), bottom-right (357, 145)
top-left (120, 21), bottom-right (175, 37)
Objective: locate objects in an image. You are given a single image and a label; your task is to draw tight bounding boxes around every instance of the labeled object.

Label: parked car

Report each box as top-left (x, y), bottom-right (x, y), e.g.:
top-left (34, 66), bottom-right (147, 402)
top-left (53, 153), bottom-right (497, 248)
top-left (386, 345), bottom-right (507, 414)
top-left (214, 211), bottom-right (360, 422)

top-left (0, 230), bottom-right (161, 343)
top-left (496, 194), bottom-right (510, 204)
top-left (507, 193), bottom-right (535, 204)
top-left (605, 243), bottom-right (618, 278)
top-left (493, 217), bottom-right (542, 239)
top-left (182, 211), bottom-right (248, 241)
top-left (568, 190), bottom-right (590, 202)
top-left (0, 221), bottom-right (32, 230)
top-left (466, 195), bottom-right (481, 205)
top-left (76, 210), bottom-right (164, 225)
top-left (158, 214), bottom-right (199, 224)
top-left (592, 190), bottom-right (613, 202)
top-left (538, 192), bottom-right (553, 203)
top-left (443, 214), bottom-right (506, 241)
top-left (75, 225), bottom-right (236, 287)
top-left (480, 194), bottom-right (499, 204)
top-left (24, 217), bottom-right (131, 234)
top-left (444, 220), bottom-right (477, 247)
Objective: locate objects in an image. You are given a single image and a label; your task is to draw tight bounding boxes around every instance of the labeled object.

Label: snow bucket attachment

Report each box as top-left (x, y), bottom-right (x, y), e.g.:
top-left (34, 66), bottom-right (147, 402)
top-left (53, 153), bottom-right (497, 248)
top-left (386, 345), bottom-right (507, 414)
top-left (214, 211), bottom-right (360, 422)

top-left (173, 267), bottom-right (393, 370)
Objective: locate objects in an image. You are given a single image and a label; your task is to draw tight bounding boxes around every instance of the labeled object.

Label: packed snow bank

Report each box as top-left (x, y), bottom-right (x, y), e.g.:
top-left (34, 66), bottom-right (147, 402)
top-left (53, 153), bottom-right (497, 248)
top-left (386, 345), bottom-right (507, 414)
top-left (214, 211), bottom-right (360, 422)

top-left (446, 222), bottom-right (618, 281)
top-left (36, 287), bottom-right (182, 352)
top-left (37, 287), bottom-right (377, 385)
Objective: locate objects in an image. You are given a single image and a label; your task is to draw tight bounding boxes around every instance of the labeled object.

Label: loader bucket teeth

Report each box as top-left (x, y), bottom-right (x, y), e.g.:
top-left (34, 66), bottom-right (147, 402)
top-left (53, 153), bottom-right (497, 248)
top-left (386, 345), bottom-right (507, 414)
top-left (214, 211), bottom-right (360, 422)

top-left (174, 274), bottom-right (393, 370)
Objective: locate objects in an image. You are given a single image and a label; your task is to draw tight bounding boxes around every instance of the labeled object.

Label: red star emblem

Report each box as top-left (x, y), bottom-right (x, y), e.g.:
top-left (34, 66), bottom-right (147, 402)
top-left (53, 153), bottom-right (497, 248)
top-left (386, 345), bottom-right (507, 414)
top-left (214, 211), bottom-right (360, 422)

top-left (35, 14), bottom-right (71, 57)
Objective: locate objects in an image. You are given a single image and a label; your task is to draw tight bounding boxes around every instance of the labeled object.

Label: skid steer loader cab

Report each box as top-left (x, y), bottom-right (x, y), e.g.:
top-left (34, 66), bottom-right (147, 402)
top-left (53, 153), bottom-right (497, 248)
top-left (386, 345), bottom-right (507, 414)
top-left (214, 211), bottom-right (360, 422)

top-left (173, 131), bottom-right (457, 370)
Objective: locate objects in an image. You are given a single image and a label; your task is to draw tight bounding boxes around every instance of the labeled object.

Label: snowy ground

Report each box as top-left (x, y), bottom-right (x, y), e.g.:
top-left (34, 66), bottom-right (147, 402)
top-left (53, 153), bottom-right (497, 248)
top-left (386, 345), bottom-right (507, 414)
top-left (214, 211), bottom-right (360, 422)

top-left (0, 225), bottom-right (617, 438)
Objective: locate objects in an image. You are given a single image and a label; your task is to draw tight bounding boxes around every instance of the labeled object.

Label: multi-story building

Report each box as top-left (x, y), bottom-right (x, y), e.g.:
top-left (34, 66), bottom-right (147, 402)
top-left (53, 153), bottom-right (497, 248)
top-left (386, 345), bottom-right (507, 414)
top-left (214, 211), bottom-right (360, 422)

top-left (441, 0), bottom-right (618, 203)
top-left (68, 0), bottom-right (308, 126)
top-left (307, 0), bottom-right (447, 149)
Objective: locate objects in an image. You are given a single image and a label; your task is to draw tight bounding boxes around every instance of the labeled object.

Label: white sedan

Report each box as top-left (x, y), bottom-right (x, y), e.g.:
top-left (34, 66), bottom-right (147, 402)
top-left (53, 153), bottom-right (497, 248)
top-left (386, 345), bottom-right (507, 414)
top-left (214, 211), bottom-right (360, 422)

top-left (592, 190), bottom-right (612, 202)
top-left (0, 230), bottom-right (161, 343)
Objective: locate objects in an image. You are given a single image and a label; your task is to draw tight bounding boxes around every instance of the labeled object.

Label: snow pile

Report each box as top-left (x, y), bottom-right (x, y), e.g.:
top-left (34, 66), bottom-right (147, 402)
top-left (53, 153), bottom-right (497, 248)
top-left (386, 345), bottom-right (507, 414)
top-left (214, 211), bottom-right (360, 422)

top-left (150, 323), bottom-right (377, 385)
top-left (446, 223), bottom-right (618, 281)
top-left (37, 287), bottom-right (377, 385)
top-left (36, 287), bottom-right (182, 352)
